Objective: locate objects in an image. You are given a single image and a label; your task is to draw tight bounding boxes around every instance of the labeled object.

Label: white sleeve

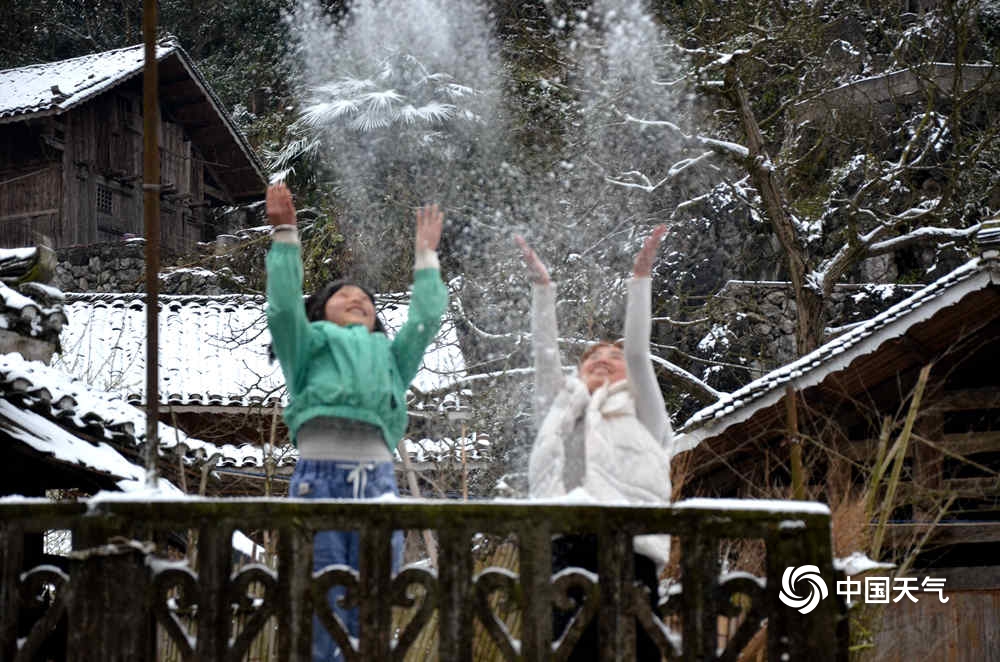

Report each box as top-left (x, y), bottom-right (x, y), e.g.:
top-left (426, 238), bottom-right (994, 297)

top-left (624, 277), bottom-right (673, 448)
top-left (532, 281), bottom-right (563, 424)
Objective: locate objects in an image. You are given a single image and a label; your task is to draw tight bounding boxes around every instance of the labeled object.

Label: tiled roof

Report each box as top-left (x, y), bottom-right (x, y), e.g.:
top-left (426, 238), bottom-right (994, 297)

top-left (0, 248), bottom-right (66, 346)
top-left (56, 291), bottom-right (467, 408)
top-left (0, 351), bottom-right (293, 473)
top-left (0, 281), bottom-right (67, 345)
top-left (0, 42), bottom-right (174, 121)
top-left (675, 254), bottom-right (1000, 452)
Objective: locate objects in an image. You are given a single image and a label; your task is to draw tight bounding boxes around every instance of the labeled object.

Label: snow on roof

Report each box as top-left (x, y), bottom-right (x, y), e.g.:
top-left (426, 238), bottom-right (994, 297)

top-left (0, 351), bottom-right (293, 472)
top-left (0, 397), bottom-right (145, 485)
top-left (399, 434), bottom-right (491, 464)
top-left (55, 291), bottom-right (466, 408)
top-left (0, 281), bottom-right (67, 341)
top-left (0, 39), bottom-right (265, 187)
top-left (675, 255), bottom-right (999, 452)
top-left (0, 42), bottom-right (175, 121)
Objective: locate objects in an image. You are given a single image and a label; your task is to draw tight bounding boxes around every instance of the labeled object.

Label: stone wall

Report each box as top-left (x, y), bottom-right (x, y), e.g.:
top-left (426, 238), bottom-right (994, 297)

top-left (54, 232), bottom-right (268, 295)
top-left (55, 240), bottom-right (160, 293)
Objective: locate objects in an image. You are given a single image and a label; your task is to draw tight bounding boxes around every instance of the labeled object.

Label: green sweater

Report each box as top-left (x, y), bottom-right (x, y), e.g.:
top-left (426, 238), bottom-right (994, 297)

top-left (266, 242), bottom-right (448, 451)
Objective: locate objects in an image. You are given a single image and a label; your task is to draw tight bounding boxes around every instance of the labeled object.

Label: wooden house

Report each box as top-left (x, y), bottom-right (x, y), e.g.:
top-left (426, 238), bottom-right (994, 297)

top-left (0, 38), bottom-right (266, 252)
top-left (673, 225), bottom-right (1000, 661)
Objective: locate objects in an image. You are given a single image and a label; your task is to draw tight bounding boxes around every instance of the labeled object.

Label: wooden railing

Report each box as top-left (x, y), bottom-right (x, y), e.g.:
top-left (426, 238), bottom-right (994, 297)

top-left (0, 498), bottom-right (846, 661)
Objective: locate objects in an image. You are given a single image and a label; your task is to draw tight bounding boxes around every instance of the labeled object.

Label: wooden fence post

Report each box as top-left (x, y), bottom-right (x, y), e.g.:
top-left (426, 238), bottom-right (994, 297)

top-left (766, 523), bottom-right (839, 662)
top-left (0, 522), bottom-right (24, 660)
top-left (358, 524), bottom-right (394, 660)
top-left (599, 528), bottom-right (634, 661)
top-left (681, 531), bottom-right (720, 662)
top-left (278, 525), bottom-right (314, 662)
top-left (519, 521), bottom-right (553, 661)
top-left (437, 526), bottom-right (474, 661)
top-left (195, 524), bottom-right (234, 661)
top-left (65, 542), bottom-right (155, 662)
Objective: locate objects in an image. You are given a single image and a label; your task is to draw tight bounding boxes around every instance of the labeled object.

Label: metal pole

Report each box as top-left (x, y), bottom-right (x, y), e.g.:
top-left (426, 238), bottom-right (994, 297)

top-left (142, 0), bottom-right (161, 486)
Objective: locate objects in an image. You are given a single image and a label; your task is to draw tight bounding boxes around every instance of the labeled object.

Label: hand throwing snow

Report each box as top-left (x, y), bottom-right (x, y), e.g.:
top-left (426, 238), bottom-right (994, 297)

top-left (633, 224), bottom-right (667, 278)
top-left (266, 183), bottom-right (297, 227)
top-left (515, 235), bottom-right (551, 285)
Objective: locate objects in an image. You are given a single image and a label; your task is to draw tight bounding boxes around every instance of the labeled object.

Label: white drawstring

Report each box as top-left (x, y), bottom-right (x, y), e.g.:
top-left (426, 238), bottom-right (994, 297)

top-left (345, 463), bottom-right (374, 499)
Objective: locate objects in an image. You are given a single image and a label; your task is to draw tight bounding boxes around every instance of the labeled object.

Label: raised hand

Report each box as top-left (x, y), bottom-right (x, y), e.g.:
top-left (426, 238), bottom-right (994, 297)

top-left (515, 235), bottom-right (551, 285)
top-left (415, 204), bottom-right (443, 253)
top-left (633, 224), bottom-right (667, 278)
top-left (266, 183), bottom-right (297, 227)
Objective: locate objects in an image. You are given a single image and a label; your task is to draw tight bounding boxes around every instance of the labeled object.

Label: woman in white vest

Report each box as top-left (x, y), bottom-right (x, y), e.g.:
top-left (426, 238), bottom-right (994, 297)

top-left (516, 226), bottom-right (674, 661)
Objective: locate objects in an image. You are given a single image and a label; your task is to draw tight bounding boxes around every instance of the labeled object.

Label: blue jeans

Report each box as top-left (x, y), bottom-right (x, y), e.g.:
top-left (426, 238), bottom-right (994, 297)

top-left (289, 459), bottom-right (404, 662)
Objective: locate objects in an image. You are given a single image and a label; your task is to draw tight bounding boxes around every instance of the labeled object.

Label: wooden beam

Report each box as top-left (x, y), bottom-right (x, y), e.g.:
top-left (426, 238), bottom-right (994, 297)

top-left (840, 431), bottom-right (1000, 461)
top-left (937, 388), bottom-right (1000, 411)
top-left (0, 208), bottom-right (60, 223)
top-left (912, 566), bottom-right (1000, 591)
top-left (881, 522), bottom-right (1000, 548)
top-left (933, 431), bottom-right (1000, 456)
top-left (896, 477), bottom-right (1000, 500)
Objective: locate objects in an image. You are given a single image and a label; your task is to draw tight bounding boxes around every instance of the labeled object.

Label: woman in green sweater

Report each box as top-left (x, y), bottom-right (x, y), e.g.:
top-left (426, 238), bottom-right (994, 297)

top-left (265, 183), bottom-right (448, 662)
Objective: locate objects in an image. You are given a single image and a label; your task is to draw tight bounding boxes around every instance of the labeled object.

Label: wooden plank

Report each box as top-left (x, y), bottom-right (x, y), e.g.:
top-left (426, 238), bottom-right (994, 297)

top-left (437, 526), bottom-right (473, 662)
top-left (682, 532), bottom-right (718, 662)
top-left (0, 208), bottom-right (60, 222)
top-left (0, 522), bottom-right (24, 661)
top-left (598, 528), bottom-right (633, 661)
top-left (842, 431), bottom-right (1000, 461)
top-left (518, 521), bottom-right (552, 661)
top-left (358, 524), bottom-right (393, 660)
top-left (911, 566), bottom-right (1000, 591)
top-left (937, 387), bottom-right (1000, 411)
top-left (869, 590), bottom-right (1000, 662)
top-left (939, 431), bottom-right (1000, 455)
top-left (66, 545), bottom-right (155, 662)
top-left (195, 524), bottom-right (233, 661)
top-left (277, 525), bottom-right (313, 662)
top-left (897, 476), bottom-right (1000, 500)
top-left (881, 521), bottom-right (1000, 547)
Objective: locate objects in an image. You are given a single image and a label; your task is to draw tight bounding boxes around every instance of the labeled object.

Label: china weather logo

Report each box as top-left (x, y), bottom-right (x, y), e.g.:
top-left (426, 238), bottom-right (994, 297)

top-left (778, 565), bottom-right (829, 614)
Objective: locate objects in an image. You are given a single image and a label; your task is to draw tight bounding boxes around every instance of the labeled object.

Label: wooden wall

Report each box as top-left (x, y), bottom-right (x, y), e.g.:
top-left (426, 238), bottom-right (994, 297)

top-left (0, 124), bottom-right (62, 247)
top-left (1, 87), bottom-right (211, 252)
top-left (866, 588), bottom-right (1000, 661)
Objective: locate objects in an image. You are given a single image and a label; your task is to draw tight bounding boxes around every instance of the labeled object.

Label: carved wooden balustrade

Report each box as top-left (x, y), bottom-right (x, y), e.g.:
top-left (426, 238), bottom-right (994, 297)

top-left (0, 498), bottom-right (845, 661)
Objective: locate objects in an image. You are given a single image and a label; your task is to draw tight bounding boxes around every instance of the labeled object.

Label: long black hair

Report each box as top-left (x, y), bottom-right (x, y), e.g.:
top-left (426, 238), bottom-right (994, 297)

top-left (268, 279), bottom-right (385, 362)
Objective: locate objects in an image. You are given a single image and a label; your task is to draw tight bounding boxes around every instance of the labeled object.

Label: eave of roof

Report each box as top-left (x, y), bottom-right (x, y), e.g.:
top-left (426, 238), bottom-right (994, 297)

top-left (675, 254), bottom-right (1000, 453)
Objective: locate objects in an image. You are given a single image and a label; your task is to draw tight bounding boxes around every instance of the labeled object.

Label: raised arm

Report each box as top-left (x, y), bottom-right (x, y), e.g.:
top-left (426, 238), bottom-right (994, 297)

top-left (625, 225), bottom-right (673, 447)
top-left (516, 235), bottom-right (563, 421)
top-left (265, 183), bottom-right (312, 389)
top-left (392, 204), bottom-right (449, 384)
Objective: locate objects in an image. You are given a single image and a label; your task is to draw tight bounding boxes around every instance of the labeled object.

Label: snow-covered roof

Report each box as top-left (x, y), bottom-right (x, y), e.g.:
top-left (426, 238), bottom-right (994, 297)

top-left (400, 434), bottom-right (491, 465)
top-left (0, 248), bottom-right (66, 345)
top-left (0, 351), bottom-right (295, 475)
top-left (0, 281), bottom-right (66, 342)
top-left (0, 39), bottom-right (265, 192)
top-left (676, 253), bottom-right (1000, 452)
top-left (55, 291), bottom-right (467, 408)
top-left (0, 397), bottom-right (145, 488)
top-left (0, 42), bottom-right (173, 121)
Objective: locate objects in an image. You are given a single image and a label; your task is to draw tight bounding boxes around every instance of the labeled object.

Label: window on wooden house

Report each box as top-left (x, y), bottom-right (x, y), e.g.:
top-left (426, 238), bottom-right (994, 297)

top-left (96, 184), bottom-right (113, 215)
top-left (96, 181), bottom-right (126, 240)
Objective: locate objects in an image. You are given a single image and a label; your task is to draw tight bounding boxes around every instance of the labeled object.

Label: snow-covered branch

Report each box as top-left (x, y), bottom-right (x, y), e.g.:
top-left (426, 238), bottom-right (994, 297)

top-left (620, 114), bottom-right (749, 160)
top-left (650, 354), bottom-right (722, 405)
top-left (868, 223), bottom-right (982, 256)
